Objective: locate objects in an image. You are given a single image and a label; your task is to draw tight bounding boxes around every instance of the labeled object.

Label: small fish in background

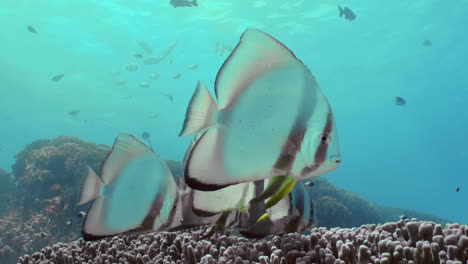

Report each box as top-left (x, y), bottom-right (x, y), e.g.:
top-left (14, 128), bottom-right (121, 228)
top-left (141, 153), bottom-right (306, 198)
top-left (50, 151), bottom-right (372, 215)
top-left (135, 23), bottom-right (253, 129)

top-left (113, 80), bottom-right (127, 87)
top-left (161, 93), bottom-right (173, 102)
top-left (456, 187), bottom-right (460, 192)
top-left (338, 6), bottom-right (356, 21)
top-left (214, 42), bottom-right (234, 56)
top-left (141, 131), bottom-right (154, 149)
top-left (27, 25), bottom-right (37, 33)
top-left (144, 56), bottom-right (164, 65)
top-left (51, 74), bottom-right (65, 82)
top-left (125, 63), bottom-right (138, 72)
top-left (172, 73), bottom-right (181, 79)
top-left (400, 215), bottom-right (408, 220)
top-left (422, 40), bottom-right (432, 47)
top-left (78, 211), bottom-right (86, 218)
top-left (133, 53), bottom-right (144, 59)
top-left (109, 71), bottom-right (121, 77)
top-left (394, 96), bottom-right (406, 106)
top-left (188, 64), bottom-right (198, 70)
top-left (65, 220), bottom-right (72, 226)
top-left (139, 82), bottom-right (150, 88)
top-left (133, 40), bottom-right (153, 54)
top-left (170, 0), bottom-right (198, 8)
top-left (68, 110), bottom-right (80, 116)
top-left (149, 73), bottom-right (160, 80)
top-left (148, 113), bottom-right (159, 119)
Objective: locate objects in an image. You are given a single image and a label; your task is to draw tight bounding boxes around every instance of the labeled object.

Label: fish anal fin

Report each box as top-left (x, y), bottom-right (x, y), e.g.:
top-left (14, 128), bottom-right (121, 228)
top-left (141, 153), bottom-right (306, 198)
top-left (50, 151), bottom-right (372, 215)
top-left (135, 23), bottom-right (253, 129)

top-left (179, 81), bottom-right (218, 137)
top-left (78, 167), bottom-right (103, 205)
top-left (184, 128), bottom-right (232, 191)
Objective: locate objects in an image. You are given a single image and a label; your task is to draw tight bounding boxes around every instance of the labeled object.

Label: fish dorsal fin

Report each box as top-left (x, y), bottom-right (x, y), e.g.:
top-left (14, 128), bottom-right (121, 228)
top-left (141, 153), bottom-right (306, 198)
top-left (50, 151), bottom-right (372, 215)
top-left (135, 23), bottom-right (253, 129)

top-left (214, 28), bottom-right (299, 109)
top-left (179, 81), bottom-right (218, 137)
top-left (100, 133), bottom-right (155, 184)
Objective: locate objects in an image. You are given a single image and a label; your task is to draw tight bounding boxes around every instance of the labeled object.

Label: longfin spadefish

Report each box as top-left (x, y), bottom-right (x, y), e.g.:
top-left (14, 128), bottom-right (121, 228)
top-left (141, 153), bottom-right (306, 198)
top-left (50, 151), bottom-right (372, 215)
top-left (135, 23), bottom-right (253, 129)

top-left (81, 134), bottom-right (179, 241)
top-left (179, 81), bottom-right (218, 137)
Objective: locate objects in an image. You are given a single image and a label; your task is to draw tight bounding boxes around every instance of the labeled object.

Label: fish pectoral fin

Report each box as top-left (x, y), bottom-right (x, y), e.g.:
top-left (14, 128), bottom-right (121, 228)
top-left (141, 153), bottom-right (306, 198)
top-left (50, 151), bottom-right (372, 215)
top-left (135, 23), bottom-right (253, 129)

top-left (77, 167), bottom-right (104, 205)
top-left (179, 81), bottom-right (218, 137)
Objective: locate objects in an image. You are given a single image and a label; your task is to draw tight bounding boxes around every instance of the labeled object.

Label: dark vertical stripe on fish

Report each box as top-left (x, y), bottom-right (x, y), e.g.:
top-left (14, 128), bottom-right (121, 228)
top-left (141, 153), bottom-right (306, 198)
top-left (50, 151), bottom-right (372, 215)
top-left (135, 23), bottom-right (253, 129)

top-left (300, 111), bottom-right (333, 177)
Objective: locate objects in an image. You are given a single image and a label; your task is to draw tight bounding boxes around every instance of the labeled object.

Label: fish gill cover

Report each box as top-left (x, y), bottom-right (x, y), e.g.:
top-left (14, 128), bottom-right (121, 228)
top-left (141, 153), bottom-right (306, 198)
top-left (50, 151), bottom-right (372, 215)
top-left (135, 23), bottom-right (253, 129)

top-left (0, 0), bottom-right (467, 263)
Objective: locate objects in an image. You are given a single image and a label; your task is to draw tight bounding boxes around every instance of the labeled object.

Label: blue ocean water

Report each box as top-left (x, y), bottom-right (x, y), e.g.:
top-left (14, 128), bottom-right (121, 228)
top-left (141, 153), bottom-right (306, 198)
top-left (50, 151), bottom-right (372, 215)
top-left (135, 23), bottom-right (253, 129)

top-left (0, 0), bottom-right (466, 228)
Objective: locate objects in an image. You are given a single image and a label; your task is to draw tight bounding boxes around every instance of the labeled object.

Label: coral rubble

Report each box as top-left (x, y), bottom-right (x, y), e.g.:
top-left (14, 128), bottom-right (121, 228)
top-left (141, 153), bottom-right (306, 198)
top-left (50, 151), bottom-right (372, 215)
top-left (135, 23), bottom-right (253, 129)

top-left (18, 219), bottom-right (467, 264)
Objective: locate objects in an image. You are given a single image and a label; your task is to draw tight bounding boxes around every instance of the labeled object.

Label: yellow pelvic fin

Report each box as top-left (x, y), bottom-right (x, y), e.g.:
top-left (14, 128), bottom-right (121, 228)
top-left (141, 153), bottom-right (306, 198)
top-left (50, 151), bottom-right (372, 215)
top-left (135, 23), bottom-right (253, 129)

top-left (264, 176), bottom-right (296, 209)
top-left (250, 176), bottom-right (288, 203)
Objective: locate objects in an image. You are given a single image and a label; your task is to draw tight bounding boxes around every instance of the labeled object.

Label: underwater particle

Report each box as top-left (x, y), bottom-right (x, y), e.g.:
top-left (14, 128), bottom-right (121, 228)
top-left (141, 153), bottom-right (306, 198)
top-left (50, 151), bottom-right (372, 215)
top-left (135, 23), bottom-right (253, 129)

top-left (338, 5), bottom-right (356, 21)
top-left (133, 53), bottom-right (144, 58)
top-left (170, 0), bottom-right (198, 8)
top-left (65, 220), bottom-right (71, 226)
top-left (188, 64), bottom-right (198, 70)
top-left (51, 74), bottom-right (65, 82)
top-left (394, 96), bottom-right (406, 106)
top-left (422, 40), bottom-right (432, 47)
top-left (304, 180), bottom-right (315, 187)
top-left (161, 93), bottom-right (174, 102)
top-left (27, 25), bottom-right (37, 33)
top-left (49, 183), bottom-right (61, 191)
top-left (133, 40), bottom-right (153, 54)
top-left (40, 232), bottom-right (46, 238)
top-left (456, 187), bottom-right (460, 192)
top-left (139, 82), bottom-right (150, 88)
top-left (78, 211), bottom-right (86, 218)
top-left (149, 73), bottom-right (160, 80)
top-left (172, 73), bottom-right (181, 79)
top-left (125, 63), bottom-right (138, 72)
top-left (68, 110), bottom-right (80, 116)
top-left (141, 131), bottom-right (151, 140)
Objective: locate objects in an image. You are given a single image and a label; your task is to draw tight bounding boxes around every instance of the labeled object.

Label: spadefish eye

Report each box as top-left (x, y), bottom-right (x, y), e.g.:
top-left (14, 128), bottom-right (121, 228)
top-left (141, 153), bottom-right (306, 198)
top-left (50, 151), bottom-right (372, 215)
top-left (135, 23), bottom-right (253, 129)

top-left (319, 134), bottom-right (330, 144)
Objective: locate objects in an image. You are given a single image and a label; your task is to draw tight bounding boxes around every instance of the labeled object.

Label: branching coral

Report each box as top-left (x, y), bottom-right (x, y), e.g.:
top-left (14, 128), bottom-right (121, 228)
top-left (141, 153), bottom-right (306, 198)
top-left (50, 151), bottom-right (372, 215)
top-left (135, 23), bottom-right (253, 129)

top-left (18, 219), bottom-right (468, 264)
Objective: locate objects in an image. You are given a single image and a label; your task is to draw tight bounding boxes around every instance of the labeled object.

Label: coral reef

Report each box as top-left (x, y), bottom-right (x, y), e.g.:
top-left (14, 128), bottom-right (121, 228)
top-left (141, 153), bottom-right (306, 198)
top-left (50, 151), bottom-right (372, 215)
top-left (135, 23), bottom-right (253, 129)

top-left (0, 168), bottom-right (16, 214)
top-left (0, 137), bottom-right (110, 263)
top-left (12, 136), bottom-right (110, 215)
top-left (309, 177), bottom-right (451, 228)
top-left (18, 219), bottom-right (467, 264)
top-left (0, 136), bottom-right (459, 264)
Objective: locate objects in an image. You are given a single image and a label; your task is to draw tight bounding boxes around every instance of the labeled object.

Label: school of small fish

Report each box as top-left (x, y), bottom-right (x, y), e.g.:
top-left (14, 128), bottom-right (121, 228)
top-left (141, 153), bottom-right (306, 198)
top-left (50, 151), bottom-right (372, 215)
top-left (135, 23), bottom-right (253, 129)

top-left (77, 29), bottom-right (342, 241)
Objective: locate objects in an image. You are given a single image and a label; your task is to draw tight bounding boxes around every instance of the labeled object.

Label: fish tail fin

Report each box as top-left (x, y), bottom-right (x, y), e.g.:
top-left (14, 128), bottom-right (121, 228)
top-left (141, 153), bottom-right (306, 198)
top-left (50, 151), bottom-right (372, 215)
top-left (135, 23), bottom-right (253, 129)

top-left (338, 5), bottom-right (344, 17)
top-left (77, 167), bottom-right (103, 205)
top-left (179, 81), bottom-right (218, 137)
